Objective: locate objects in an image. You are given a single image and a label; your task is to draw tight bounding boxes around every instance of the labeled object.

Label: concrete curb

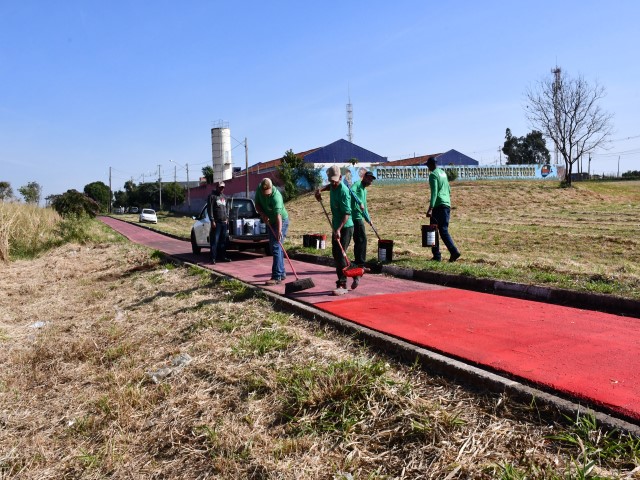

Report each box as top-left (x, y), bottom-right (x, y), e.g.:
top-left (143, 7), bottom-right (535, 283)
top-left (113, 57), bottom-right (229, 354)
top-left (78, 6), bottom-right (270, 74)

top-left (161, 252), bottom-right (640, 436)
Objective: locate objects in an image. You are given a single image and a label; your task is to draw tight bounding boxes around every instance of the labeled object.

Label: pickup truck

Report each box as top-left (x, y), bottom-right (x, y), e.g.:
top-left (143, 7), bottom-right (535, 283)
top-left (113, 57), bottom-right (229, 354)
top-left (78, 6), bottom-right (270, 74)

top-left (190, 197), bottom-right (271, 255)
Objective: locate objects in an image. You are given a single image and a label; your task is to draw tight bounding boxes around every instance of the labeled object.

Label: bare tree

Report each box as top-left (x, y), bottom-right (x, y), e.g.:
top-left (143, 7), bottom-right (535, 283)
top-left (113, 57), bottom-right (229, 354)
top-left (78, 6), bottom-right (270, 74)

top-left (525, 68), bottom-right (613, 185)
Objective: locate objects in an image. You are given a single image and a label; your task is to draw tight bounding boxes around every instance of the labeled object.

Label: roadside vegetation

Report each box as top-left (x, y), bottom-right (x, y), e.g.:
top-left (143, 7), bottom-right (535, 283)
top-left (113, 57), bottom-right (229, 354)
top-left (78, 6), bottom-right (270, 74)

top-left (2, 230), bottom-right (638, 478)
top-left (113, 180), bottom-right (640, 300)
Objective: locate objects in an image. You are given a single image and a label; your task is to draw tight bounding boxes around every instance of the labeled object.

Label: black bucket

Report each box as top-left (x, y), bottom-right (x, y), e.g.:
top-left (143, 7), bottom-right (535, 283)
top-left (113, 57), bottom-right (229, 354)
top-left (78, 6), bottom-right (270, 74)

top-left (378, 239), bottom-right (394, 263)
top-left (421, 224), bottom-right (437, 247)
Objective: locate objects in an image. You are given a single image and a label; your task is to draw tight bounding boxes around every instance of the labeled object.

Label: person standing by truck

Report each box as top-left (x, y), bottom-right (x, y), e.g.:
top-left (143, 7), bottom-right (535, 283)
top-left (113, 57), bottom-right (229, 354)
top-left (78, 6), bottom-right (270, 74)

top-left (207, 181), bottom-right (231, 264)
top-left (255, 178), bottom-right (289, 285)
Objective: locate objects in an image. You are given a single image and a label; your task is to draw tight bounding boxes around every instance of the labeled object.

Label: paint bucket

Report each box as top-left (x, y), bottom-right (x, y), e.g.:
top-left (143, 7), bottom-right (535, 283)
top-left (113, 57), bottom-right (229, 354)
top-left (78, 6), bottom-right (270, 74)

top-left (234, 219), bottom-right (243, 236)
top-left (310, 233), bottom-right (326, 249)
top-left (243, 219), bottom-right (255, 235)
top-left (378, 239), bottom-right (394, 263)
top-left (421, 224), bottom-right (437, 247)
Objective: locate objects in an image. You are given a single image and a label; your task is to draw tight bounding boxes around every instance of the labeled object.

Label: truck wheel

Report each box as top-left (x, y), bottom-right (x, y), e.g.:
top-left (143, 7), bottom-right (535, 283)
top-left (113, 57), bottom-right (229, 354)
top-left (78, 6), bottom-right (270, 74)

top-left (191, 230), bottom-right (201, 254)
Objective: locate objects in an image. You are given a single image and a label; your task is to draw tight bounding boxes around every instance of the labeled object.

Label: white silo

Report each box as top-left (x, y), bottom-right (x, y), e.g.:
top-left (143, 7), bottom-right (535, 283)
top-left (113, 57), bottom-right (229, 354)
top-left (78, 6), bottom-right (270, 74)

top-left (211, 121), bottom-right (233, 183)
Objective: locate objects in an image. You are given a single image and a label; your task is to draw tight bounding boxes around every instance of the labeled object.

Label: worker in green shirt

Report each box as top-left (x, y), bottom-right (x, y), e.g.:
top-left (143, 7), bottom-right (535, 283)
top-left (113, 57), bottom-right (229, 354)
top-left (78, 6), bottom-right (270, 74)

top-left (426, 157), bottom-right (461, 262)
top-left (255, 178), bottom-right (289, 285)
top-left (315, 165), bottom-right (353, 295)
top-left (350, 171), bottom-right (376, 289)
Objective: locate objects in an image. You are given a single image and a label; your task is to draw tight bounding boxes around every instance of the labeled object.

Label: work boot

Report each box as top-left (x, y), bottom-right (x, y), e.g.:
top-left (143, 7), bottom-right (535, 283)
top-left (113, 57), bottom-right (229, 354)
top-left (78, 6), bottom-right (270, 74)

top-left (351, 276), bottom-right (361, 290)
top-left (449, 252), bottom-right (461, 263)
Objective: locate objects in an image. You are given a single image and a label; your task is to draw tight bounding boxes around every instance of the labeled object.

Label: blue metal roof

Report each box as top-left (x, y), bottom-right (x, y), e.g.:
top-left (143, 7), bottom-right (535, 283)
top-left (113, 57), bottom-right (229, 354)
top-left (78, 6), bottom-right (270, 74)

top-left (303, 139), bottom-right (387, 164)
top-left (436, 149), bottom-right (479, 166)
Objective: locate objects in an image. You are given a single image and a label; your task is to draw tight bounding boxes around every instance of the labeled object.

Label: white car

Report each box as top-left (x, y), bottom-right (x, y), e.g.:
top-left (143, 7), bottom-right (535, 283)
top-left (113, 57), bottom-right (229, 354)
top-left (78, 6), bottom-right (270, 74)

top-left (139, 208), bottom-right (158, 224)
top-left (190, 198), bottom-right (270, 255)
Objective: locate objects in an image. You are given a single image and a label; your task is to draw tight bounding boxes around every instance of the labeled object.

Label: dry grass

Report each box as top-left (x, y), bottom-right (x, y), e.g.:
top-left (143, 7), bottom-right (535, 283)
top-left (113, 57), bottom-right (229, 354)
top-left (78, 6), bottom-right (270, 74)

top-left (0, 202), bottom-right (61, 262)
top-left (286, 180), bottom-right (640, 300)
top-left (1, 237), bottom-right (638, 478)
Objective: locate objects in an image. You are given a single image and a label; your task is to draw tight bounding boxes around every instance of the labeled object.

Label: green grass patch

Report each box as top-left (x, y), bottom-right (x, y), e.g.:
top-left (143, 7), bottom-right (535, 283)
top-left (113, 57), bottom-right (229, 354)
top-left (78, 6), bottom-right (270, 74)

top-left (276, 359), bottom-right (391, 435)
top-left (234, 328), bottom-right (295, 356)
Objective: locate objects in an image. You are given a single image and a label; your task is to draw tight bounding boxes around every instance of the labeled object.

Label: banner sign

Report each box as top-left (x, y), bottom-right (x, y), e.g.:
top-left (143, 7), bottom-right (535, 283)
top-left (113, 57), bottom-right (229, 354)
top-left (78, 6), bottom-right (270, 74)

top-left (373, 164), bottom-right (558, 182)
top-left (317, 164), bottom-right (558, 184)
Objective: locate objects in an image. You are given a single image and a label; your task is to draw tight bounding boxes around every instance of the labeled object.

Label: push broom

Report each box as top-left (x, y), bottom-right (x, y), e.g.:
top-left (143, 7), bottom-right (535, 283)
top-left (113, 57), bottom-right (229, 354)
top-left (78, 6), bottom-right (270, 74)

top-left (265, 222), bottom-right (315, 295)
top-left (318, 198), bottom-right (365, 278)
top-left (346, 183), bottom-right (381, 241)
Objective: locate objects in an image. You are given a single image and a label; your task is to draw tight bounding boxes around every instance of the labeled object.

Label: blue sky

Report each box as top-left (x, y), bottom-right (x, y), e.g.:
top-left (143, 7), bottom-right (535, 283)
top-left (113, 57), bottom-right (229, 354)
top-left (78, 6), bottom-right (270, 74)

top-left (2, 0), bottom-right (639, 201)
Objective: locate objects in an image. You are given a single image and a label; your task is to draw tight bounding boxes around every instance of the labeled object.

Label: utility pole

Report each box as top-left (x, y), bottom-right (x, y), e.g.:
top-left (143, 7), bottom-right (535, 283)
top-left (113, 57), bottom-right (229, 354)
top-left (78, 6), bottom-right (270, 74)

top-left (173, 165), bottom-right (177, 206)
top-left (158, 164), bottom-right (162, 210)
top-left (588, 154), bottom-right (591, 178)
top-left (245, 137), bottom-right (249, 198)
top-left (498, 147), bottom-right (502, 166)
top-left (109, 167), bottom-right (112, 213)
top-left (186, 163), bottom-right (191, 211)
top-left (618, 156), bottom-right (620, 177)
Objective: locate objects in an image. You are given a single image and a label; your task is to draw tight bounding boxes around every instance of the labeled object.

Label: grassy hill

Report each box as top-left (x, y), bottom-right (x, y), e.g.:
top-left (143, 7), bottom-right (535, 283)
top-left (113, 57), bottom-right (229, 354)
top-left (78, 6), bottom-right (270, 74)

top-left (284, 180), bottom-right (640, 300)
top-left (117, 180), bottom-right (640, 300)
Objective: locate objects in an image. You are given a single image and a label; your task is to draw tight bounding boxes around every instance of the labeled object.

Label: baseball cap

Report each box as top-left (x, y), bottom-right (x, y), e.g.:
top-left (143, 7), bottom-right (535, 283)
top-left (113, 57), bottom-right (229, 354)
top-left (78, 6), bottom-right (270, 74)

top-left (327, 165), bottom-right (341, 182)
top-left (261, 178), bottom-right (272, 194)
top-left (218, 181), bottom-right (226, 187)
top-left (364, 171), bottom-right (376, 179)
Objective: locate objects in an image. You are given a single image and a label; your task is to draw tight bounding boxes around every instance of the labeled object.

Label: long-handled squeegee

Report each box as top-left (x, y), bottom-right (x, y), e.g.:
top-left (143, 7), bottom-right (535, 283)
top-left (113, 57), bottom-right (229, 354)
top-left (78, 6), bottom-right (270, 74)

top-left (265, 222), bottom-right (315, 295)
top-left (318, 198), bottom-right (364, 278)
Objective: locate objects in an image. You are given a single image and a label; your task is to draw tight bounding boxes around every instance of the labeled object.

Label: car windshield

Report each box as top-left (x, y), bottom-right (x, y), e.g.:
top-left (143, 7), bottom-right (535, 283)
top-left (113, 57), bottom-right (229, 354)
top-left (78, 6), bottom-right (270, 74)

top-left (142, 209), bottom-right (155, 214)
top-left (227, 199), bottom-right (257, 218)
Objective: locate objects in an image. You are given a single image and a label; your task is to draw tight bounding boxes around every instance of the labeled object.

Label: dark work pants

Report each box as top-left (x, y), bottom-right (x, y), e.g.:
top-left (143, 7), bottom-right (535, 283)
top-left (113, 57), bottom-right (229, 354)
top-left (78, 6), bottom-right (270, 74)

top-left (430, 206), bottom-right (459, 260)
top-left (353, 218), bottom-right (367, 267)
top-left (332, 226), bottom-right (353, 287)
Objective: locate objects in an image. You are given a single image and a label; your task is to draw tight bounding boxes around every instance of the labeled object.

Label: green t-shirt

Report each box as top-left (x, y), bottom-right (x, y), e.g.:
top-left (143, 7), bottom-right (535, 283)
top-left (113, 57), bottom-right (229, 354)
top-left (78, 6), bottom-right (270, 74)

top-left (428, 168), bottom-right (451, 208)
top-left (350, 180), bottom-right (368, 221)
top-left (254, 187), bottom-right (288, 225)
top-left (329, 182), bottom-right (353, 231)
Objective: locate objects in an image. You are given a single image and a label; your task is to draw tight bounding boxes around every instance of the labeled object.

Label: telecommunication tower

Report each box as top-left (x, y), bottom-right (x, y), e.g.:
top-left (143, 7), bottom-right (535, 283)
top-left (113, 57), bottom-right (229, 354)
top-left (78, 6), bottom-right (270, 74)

top-left (346, 93), bottom-right (353, 143)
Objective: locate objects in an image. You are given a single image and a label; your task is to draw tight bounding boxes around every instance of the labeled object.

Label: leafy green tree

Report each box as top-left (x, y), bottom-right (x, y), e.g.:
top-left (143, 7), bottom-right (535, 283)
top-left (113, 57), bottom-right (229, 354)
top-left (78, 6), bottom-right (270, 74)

top-left (84, 181), bottom-right (111, 212)
top-left (202, 166), bottom-right (214, 184)
top-left (502, 129), bottom-right (550, 165)
top-left (137, 183), bottom-right (160, 207)
top-left (51, 190), bottom-right (100, 218)
top-left (0, 181), bottom-right (13, 201)
top-left (113, 190), bottom-right (128, 208)
top-left (164, 182), bottom-right (186, 207)
top-left (18, 181), bottom-right (42, 204)
top-left (276, 149), bottom-right (321, 201)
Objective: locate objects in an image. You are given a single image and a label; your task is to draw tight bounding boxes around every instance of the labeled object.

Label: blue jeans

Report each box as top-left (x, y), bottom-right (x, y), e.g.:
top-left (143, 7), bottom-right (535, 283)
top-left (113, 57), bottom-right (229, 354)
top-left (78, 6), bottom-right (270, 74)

top-left (210, 221), bottom-right (228, 262)
top-left (267, 218), bottom-right (289, 280)
top-left (430, 206), bottom-right (459, 260)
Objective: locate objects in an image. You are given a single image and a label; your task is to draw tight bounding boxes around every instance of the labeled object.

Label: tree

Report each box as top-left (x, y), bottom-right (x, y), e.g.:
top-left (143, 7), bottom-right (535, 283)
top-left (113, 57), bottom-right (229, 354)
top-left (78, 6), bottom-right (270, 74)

top-left (525, 69), bottom-right (613, 185)
top-left (0, 181), bottom-right (14, 202)
top-left (502, 128), bottom-right (551, 165)
top-left (51, 189), bottom-right (100, 218)
top-left (202, 166), bottom-right (214, 184)
top-left (163, 182), bottom-right (186, 207)
top-left (84, 181), bottom-right (111, 212)
top-left (18, 181), bottom-right (42, 204)
top-left (276, 149), bottom-right (321, 201)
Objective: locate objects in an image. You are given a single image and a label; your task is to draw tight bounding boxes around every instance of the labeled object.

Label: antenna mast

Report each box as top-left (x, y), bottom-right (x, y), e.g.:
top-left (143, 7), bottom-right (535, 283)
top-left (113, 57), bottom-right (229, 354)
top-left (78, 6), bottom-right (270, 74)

top-left (346, 88), bottom-right (353, 143)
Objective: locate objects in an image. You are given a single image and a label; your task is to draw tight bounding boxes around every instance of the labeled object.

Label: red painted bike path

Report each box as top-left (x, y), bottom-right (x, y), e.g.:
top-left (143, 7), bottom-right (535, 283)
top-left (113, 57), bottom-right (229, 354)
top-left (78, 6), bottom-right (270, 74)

top-left (101, 217), bottom-right (640, 422)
